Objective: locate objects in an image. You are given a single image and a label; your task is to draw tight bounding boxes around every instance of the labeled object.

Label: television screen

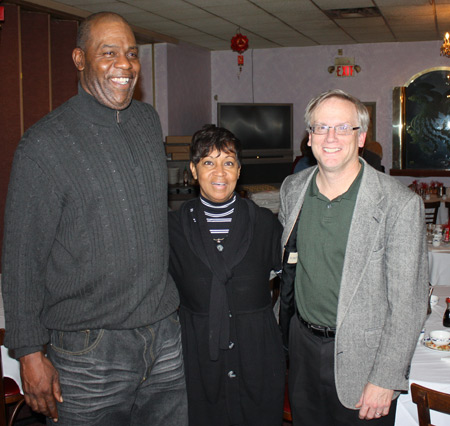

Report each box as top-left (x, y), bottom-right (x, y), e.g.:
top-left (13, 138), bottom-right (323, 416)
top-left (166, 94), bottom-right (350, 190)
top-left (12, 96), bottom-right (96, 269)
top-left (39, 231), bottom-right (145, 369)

top-left (217, 103), bottom-right (293, 157)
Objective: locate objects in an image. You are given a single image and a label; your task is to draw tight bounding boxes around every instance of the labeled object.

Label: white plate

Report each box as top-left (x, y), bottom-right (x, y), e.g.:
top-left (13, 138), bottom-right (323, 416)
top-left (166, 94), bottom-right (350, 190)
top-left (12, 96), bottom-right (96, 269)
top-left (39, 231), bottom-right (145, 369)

top-left (423, 337), bottom-right (450, 352)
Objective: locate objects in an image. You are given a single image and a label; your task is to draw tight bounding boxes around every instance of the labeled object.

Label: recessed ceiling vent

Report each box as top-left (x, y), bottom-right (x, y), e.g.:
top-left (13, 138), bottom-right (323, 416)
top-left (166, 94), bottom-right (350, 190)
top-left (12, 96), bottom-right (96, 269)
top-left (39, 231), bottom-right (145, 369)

top-left (324, 7), bottom-right (381, 19)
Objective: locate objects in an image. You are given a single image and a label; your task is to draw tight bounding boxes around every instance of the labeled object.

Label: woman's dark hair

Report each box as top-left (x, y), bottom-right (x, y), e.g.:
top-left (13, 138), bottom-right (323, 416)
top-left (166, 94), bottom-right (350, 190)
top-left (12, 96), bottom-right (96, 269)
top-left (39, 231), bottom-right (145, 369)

top-left (190, 124), bottom-right (242, 165)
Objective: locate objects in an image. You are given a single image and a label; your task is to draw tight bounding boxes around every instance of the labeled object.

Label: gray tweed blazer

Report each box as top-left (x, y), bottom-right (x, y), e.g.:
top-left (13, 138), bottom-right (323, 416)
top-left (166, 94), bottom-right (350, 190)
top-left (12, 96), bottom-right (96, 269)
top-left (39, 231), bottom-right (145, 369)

top-left (279, 160), bottom-right (429, 408)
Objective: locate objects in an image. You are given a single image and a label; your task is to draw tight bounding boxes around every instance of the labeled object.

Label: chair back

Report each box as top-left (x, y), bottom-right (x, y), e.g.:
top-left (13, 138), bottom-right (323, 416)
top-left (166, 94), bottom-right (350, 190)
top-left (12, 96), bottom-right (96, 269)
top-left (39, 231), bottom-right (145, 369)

top-left (0, 329), bottom-right (25, 426)
top-left (424, 201), bottom-right (440, 225)
top-left (411, 383), bottom-right (450, 426)
top-left (0, 330), bottom-right (7, 426)
top-left (445, 201), bottom-right (450, 222)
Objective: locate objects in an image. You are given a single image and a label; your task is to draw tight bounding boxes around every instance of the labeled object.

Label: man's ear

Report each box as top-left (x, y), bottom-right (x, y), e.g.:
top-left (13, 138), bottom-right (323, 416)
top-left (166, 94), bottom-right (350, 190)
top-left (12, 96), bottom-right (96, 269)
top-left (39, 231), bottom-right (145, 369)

top-left (358, 132), bottom-right (367, 148)
top-left (72, 48), bottom-right (85, 71)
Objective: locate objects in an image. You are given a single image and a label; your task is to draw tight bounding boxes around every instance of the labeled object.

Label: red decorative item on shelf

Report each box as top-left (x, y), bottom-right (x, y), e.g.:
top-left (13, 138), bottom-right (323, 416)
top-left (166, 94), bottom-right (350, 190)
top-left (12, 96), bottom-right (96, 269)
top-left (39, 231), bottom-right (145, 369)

top-left (231, 30), bottom-right (249, 77)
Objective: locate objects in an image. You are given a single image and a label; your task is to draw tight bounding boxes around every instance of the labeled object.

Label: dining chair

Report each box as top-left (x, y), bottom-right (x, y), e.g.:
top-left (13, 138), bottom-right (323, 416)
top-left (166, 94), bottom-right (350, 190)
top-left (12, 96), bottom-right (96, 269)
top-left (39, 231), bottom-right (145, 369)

top-left (0, 329), bottom-right (25, 426)
top-left (424, 201), bottom-right (440, 225)
top-left (411, 382), bottom-right (450, 426)
top-left (283, 374), bottom-right (292, 423)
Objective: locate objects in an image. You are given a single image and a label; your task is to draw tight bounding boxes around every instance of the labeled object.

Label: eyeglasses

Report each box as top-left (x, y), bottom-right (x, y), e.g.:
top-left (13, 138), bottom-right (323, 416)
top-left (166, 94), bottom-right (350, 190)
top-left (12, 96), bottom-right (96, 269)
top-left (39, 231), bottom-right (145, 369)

top-left (308, 124), bottom-right (360, 135)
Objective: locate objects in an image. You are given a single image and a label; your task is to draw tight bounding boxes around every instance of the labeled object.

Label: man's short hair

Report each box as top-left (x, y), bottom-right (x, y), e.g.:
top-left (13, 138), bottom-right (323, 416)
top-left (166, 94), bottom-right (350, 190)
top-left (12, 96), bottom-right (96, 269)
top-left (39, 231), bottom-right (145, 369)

top-left (304, 89), bottom-right (370, 134)
top-left (77, 12), bottom-right (131, 50)
top-left (190, 124), bottom-right (242, 166)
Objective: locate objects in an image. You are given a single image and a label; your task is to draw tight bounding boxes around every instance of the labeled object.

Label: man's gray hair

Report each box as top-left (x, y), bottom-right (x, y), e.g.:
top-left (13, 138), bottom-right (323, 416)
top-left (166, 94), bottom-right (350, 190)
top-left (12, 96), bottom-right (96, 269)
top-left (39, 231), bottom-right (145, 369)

top-left (304, 89), bottom-right (370, 134)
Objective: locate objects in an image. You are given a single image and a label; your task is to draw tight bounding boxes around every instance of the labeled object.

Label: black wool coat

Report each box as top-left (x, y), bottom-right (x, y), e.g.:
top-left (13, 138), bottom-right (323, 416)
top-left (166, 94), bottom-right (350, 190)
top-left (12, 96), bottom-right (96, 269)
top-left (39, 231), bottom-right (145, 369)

top-left (169, 197), bottom-right (286, 426)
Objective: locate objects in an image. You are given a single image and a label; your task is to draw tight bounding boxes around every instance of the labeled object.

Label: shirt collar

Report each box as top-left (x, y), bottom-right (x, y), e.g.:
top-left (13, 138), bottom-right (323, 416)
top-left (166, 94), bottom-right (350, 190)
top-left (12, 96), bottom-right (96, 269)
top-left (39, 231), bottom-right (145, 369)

top-left (309, 160), bottom-right (364, 202)
top-left (69, 83), bottom-right (134, 127)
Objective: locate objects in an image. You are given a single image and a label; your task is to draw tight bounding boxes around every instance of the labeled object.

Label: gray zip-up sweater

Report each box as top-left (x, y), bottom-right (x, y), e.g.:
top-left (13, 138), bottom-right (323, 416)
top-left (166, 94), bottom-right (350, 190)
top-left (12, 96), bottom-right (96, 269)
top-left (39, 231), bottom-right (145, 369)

top-left (2, 86), bottom-right (179, 358)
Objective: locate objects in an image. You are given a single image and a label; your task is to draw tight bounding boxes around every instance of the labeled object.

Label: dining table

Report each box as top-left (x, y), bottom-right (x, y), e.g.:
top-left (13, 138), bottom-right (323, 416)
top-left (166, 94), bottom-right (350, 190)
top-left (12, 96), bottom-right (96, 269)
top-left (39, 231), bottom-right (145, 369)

top-left (0, 275), bottom-right (23, 393)
top-left (395, 285), bottom-right (450, 425)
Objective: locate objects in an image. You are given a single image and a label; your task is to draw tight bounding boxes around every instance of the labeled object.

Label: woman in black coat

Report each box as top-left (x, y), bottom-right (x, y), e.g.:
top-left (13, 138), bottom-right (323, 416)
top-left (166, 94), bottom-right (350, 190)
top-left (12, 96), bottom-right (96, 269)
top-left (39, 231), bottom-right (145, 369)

top-left (169, 125), bottom-right (286, 426)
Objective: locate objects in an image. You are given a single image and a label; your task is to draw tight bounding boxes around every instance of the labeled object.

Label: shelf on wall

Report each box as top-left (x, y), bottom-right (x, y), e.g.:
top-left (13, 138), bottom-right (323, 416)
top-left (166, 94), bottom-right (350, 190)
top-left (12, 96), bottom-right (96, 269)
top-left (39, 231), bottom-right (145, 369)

top-left (390, 169), bottom-right (450, 177)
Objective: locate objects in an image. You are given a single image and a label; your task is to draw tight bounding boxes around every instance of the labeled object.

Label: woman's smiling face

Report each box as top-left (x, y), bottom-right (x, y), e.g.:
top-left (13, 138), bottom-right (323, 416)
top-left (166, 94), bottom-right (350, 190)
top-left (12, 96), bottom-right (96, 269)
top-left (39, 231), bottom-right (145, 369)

top-left (190, 149), bottom-right (240, 203)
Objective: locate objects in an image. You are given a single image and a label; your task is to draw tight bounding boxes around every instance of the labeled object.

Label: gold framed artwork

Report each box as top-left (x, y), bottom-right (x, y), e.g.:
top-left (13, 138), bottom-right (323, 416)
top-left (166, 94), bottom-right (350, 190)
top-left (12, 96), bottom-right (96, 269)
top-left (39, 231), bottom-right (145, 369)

top-left (363, 102), bottom-right (376, 145)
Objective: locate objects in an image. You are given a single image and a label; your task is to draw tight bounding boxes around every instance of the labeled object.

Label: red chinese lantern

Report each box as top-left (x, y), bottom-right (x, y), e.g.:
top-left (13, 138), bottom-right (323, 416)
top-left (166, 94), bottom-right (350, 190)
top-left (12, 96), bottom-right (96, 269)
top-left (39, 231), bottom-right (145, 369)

top-left (231, 30), bottom-right (249, 77)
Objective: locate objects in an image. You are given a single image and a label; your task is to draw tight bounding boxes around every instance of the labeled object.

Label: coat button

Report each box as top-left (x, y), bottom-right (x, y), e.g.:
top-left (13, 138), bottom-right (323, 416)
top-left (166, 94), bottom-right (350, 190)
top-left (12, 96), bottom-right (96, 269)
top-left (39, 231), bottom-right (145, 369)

top-left (228, 371), bottom-right (236, 378)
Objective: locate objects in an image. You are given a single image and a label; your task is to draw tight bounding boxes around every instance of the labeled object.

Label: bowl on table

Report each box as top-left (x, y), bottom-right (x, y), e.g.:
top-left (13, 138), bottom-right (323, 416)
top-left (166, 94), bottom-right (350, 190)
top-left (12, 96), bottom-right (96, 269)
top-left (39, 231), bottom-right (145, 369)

top-left (429, 330), bottom-right (450, 347)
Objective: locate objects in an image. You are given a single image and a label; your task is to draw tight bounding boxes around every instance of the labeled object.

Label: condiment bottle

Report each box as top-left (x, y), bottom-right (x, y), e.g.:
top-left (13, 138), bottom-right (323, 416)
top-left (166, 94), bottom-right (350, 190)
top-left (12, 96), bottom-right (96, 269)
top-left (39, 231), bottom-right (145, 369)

top-left (444, 297), bottom-right (450, 327)
top-left (444, 227), bottom-right (450, 243)
top-left (183, 167), bottom-right (189, 186)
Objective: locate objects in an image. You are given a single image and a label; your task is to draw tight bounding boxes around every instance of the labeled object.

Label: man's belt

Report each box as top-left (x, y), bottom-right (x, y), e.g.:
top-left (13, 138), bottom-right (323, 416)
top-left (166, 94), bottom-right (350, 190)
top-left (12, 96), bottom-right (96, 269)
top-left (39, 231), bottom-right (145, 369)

top-left (297, 311), bottom-right (336, 338)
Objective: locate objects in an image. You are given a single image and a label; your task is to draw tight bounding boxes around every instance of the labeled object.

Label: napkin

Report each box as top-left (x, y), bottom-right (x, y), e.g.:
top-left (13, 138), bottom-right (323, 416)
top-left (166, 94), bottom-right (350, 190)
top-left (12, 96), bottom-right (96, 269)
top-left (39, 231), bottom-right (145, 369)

top-left (441, 356), bottom-right (450, 363)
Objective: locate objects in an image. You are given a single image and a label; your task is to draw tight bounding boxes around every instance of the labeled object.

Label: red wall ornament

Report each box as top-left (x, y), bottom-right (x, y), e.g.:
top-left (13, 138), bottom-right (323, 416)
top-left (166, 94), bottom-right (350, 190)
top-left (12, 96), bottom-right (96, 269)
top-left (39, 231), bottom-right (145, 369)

top-left (230, 30), bottom-right (249, 77)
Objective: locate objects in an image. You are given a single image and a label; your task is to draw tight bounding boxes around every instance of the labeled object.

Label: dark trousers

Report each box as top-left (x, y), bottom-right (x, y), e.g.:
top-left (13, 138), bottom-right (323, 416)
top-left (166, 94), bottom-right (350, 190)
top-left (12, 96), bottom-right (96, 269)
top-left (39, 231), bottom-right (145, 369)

top-left (47, 312), bottom-right (188, 426)
top-left (288, 314), bottom-right (397, 426)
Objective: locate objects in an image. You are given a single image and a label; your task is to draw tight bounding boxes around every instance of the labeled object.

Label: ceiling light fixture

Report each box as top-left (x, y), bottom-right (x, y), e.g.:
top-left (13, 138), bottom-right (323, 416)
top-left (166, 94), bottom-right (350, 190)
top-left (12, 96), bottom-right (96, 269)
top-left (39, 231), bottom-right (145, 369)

top-left (324, 7), bottom-right (381, 20)
top-left (440, 32), bottom-right (450, 58)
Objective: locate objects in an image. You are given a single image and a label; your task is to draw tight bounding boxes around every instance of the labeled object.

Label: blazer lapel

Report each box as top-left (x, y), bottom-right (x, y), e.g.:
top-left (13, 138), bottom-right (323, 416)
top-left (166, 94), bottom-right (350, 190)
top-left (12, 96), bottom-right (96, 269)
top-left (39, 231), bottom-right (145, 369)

top-left (281, 167), bottom-right (316, 246)
top-left (336, 164), bottom-right (386, 328)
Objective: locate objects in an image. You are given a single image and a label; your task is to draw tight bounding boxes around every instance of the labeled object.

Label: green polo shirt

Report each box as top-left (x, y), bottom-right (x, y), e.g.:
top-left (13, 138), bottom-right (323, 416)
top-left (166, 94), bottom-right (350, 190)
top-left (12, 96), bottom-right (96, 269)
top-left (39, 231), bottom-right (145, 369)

top-left (295, 163), bottom-right (363, 328)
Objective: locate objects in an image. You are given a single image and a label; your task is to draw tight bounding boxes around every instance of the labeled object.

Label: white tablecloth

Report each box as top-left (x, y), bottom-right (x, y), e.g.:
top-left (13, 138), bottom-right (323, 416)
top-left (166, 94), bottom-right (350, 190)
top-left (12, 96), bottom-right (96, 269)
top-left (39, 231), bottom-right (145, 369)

top-left (428, 243), bottom-right (450, 286)
top-left (248, 189), bottom-right (280, 214)
top-left (0, 275), bottom-right (23, 393)
top-left (395, 285), bottom-right (450, 425)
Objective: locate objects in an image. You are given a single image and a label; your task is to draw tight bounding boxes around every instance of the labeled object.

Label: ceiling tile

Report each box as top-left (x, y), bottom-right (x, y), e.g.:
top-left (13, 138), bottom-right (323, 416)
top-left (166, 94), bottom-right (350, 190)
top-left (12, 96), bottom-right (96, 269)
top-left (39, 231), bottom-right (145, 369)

top-left (72, 2), bottom-right (143, 15)
top-left (55, 0), bottom-right (110, 5)
top-left (251, 0), bottom-right (322, 13)
top-left (18, 0), bottom-right (450, 50)
top-left (274, 9), bottom-right (332, 22)
top-left (376, 0), bottom-right (432, 5)
top-left (314, 0), bottom-right (375, 8)
top-left (336, 17), bottom-right (388, 29)
top-left (187, 0), bottom-right (244, 7)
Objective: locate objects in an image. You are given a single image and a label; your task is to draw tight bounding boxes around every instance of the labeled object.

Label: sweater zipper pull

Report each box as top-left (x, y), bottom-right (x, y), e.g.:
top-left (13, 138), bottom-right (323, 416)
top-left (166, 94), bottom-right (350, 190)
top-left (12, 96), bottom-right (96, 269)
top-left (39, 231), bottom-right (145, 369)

top-left (116, 110), bottom-right (120, 124)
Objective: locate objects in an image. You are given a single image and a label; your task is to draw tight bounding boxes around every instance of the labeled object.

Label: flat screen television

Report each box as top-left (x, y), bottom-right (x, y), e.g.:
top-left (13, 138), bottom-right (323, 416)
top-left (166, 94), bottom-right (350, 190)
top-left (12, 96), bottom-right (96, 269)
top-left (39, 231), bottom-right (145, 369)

top-left (217, 103), bottom-right (293, 160)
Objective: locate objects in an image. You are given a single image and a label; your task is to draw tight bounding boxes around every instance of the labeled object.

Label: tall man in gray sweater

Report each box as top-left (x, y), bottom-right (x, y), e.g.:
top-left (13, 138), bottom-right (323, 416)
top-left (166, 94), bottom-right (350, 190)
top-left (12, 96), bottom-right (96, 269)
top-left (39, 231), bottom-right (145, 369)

top-left (2, 12), bottom-right (187, 425)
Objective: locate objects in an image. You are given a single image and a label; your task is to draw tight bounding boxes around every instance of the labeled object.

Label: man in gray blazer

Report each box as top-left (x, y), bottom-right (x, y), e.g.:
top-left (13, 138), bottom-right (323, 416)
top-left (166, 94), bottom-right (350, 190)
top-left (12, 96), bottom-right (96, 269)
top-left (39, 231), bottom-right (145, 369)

top-left (279, 89), bottom-right (428, 425)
